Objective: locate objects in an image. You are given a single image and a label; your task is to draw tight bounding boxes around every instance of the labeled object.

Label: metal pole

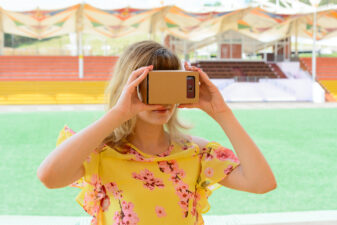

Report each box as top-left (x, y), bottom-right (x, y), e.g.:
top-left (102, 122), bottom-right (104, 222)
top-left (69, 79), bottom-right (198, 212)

top-left (230, 33), bottom-right (232, 59)
top-left (76, 3), bottom-right (84, 79)
top-left (0, 8), bottom-right (3, 55)
top-left (276, 0), bottom-right (280, 11)
top-left (0, 32), bottom-right (3, 55)
top-left (217, 35), bottom-right (221, 59)
top-left (264, 44), bottom-right (267, 61)
top-left (78, 32), bottom-right (84, 79)
top-left (183, 39), bottom-right (187, 61)
top-left (274, 41), bottom-right (277, 62)
top-left (312, 6), bottom-right (317, 82)
top-left (283, 38), bottom-right (285, 61)
top-left (295, 19), bottom-right (298, 57)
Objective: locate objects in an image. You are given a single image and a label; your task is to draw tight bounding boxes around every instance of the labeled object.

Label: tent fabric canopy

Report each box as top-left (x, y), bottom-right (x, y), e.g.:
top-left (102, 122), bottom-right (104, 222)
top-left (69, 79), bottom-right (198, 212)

top-left (0, 3), bottom-right (336, 42)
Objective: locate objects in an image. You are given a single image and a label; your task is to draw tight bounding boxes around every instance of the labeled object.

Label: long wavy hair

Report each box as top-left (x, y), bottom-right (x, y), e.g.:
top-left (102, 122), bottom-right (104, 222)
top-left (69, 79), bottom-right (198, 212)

top-left (101, 40), bottom-right (192, 149)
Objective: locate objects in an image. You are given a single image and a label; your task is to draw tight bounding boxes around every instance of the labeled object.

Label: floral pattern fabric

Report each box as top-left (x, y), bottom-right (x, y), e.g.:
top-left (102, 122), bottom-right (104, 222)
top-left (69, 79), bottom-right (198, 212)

top-left (56, 125), bottom-right (241, 225)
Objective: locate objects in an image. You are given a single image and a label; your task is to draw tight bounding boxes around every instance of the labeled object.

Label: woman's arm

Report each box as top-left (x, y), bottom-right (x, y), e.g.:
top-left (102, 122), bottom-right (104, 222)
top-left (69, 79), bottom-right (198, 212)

top-left (37, 107), bottom-right (126, 189)
top-left (214, 109), bottom-right (276, 194)
top-left (181, 62), bottom-right (277, 194)
top-left (37, 65), bottom-right (162, 189)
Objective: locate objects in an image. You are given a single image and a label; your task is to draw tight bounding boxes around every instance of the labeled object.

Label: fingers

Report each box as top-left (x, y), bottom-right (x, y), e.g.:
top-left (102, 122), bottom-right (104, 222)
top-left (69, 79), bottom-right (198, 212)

top-left (184, 62), bottom-right (213, 88)
top-left (195, 67), bottom-right (214, 87)
top-left (126, 65), bottom-right (153, 86)
top-left (184, 61), bottom-right (193, 71)
top-left (129, 66), bottom-right (151, 89)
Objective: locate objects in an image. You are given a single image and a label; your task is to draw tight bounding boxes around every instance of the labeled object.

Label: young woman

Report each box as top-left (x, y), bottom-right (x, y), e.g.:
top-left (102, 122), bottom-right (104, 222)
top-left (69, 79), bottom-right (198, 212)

top-left (37, 40), bottom-right (277, 225)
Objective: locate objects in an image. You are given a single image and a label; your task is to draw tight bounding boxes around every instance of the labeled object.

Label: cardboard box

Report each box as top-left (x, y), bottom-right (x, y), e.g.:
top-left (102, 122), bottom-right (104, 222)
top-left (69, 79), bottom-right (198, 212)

top-left (138, 70), bottom-right (199, 104)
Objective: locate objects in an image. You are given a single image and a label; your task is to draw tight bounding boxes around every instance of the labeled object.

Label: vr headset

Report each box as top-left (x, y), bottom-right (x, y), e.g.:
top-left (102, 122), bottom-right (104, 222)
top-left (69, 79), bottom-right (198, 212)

top-left (137, 70), bottom-right (199, 105)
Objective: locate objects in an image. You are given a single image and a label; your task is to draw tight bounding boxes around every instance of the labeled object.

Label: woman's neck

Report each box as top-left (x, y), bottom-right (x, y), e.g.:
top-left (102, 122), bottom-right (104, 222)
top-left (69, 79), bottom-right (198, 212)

top-left (127, 119), bottom-right (170, 153)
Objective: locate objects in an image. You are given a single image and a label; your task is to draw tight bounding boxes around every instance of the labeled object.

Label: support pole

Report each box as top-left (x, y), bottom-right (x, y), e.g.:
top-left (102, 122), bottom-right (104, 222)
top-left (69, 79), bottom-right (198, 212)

top-left (183, 39), bottom-right (188, 61)
top-left (78, 32), bottom-right (83, 78)
top-left (230, 33), bottom-right (232, 59)
top-left (217, 35), bottom-right (221, 59)
top-left (263, 44), bottom-right (267, 61)
top-left (283, 38), bottom-right (285, 61)
top-left (295, 19), bottom-right (298, 57)
top-left (0, 8), bottom-right (4, 55)
top-left (76, 3), bottom-right (84, 79)
top-left (274, 41), bottom-right (277, 62)
top-left (312, 6), bottom-right (317, 82)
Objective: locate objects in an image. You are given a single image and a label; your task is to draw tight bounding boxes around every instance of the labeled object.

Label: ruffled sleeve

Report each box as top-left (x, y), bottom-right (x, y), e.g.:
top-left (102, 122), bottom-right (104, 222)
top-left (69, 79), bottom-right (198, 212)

top-left (194, 141), bottom-right (240, 223)
top-left (56, 125), bottom-right (103, 225)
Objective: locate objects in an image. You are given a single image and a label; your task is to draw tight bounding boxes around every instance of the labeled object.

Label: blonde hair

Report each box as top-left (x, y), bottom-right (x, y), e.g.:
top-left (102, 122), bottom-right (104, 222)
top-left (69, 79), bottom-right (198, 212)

top-left (101, 40), bottom-right (192, 148)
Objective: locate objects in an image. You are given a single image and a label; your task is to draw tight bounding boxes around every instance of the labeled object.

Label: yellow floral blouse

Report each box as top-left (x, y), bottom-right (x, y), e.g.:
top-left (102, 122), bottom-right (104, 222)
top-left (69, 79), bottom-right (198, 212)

top-left (56, 125), bottom-right (240, 225)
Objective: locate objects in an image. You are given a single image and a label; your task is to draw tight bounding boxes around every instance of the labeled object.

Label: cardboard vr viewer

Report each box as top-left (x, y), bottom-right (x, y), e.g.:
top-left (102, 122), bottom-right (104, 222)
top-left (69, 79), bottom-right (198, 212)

top-left (138, 70), bottom-right (199, 104)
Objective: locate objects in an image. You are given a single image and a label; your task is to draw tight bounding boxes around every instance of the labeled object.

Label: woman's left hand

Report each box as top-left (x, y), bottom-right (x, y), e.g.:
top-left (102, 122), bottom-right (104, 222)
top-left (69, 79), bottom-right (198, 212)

top-left (178, 62), bottom-right (231, 118)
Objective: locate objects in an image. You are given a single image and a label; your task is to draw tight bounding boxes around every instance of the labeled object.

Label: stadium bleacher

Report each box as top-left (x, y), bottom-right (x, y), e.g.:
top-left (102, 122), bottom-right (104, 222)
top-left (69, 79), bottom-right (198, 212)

top-left (0, 56), bottom-right (117, 80)
top-left (1, 56), bottom-right (336, 104)
top-left (191, 61), bottom-right (287, 81)
top-left (300, 57), bottom-right (337, 101)
top-left (0, 56), bottom-right (118, 104)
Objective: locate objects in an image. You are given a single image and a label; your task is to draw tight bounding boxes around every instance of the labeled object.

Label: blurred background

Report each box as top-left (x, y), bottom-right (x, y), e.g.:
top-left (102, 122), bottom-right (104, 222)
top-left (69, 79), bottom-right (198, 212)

top-left (0, 0), bottom-right (336, 225)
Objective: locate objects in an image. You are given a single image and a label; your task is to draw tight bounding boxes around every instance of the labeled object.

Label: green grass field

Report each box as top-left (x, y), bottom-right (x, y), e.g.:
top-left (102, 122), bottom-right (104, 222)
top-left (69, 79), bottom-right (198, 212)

top-left (0, 108), bottom-right (336, 216)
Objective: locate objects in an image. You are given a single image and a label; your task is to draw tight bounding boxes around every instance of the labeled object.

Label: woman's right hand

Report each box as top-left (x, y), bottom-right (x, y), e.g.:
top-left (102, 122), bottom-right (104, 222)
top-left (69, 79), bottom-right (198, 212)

top-left (111, 65), bottom-right (163, 121)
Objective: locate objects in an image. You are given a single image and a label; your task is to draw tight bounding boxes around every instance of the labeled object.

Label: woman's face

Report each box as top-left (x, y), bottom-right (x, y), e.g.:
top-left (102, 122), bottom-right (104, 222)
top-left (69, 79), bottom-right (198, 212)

top-left (136, 104), bottom-right (177, 125)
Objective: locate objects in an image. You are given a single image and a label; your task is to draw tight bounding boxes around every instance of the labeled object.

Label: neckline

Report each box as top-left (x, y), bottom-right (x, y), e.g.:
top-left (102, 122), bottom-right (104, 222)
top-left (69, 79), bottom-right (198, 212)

top-left (122, 138), bottom-right (176, 158)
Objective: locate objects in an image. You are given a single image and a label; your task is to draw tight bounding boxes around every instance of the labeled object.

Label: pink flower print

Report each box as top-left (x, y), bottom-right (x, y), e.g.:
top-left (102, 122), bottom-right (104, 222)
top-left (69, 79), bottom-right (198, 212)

top-left (85, 204), bottom-right (100, 225)
top-left (158, 160), bottom-right (178, 173)
top-left (126, 146), bottom-right (152, 162)
top-left (128, 148), bottom-right (146, 161)
top-left (178, 200), bottom-right (189, 211)
top-left (200, 146), bottom-right (214, 161)
top-left (204, 167), bottom-right (214, 178)
top-left (177, 187), bottom-right (191, 202)
top-left (156, 144), bottom-right (174, 157)
top-left (105, 182), bottom-right (123, 200)
top-left (155, 206), bottom-right (167, 217)
top-left (121, 200), bottom-right (135, 211)
top-left (113, 211), bottom-right (121, 225)
top-left (204, 152), bottom-right (214, 161)
top-left (132, 169), bottom-right (165, 190)
top-left (176, 181), bottom-right (188, 193)
top-left (95, 184), bottom-right (110, 212)
top-left (91, 174), bottom-right (102, 192)
top-left (191, 191), bottom-right (199, 216)
top-left (177, 169), bottom-right (185, 178)
top-left (100, 195), bottom-right (110, 211)
top-left (224, 165), bottom-right (234, 175)
top-left (214, 146), bottom-right (239, 162)
top-left (120, 201), bottom-right (139, 225)
top-left (214, 147), bottom-right (233, 161)
top-left (175, 181), bottom-right (192, 216)
top-left (157, 160), bottom-right (192, 218)
top-left (170, 174), bottom-right (180, 184)
top-left (82, 174), bottom-right (112, 219)
top-left (105, 182), bottom-right (118, 193)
